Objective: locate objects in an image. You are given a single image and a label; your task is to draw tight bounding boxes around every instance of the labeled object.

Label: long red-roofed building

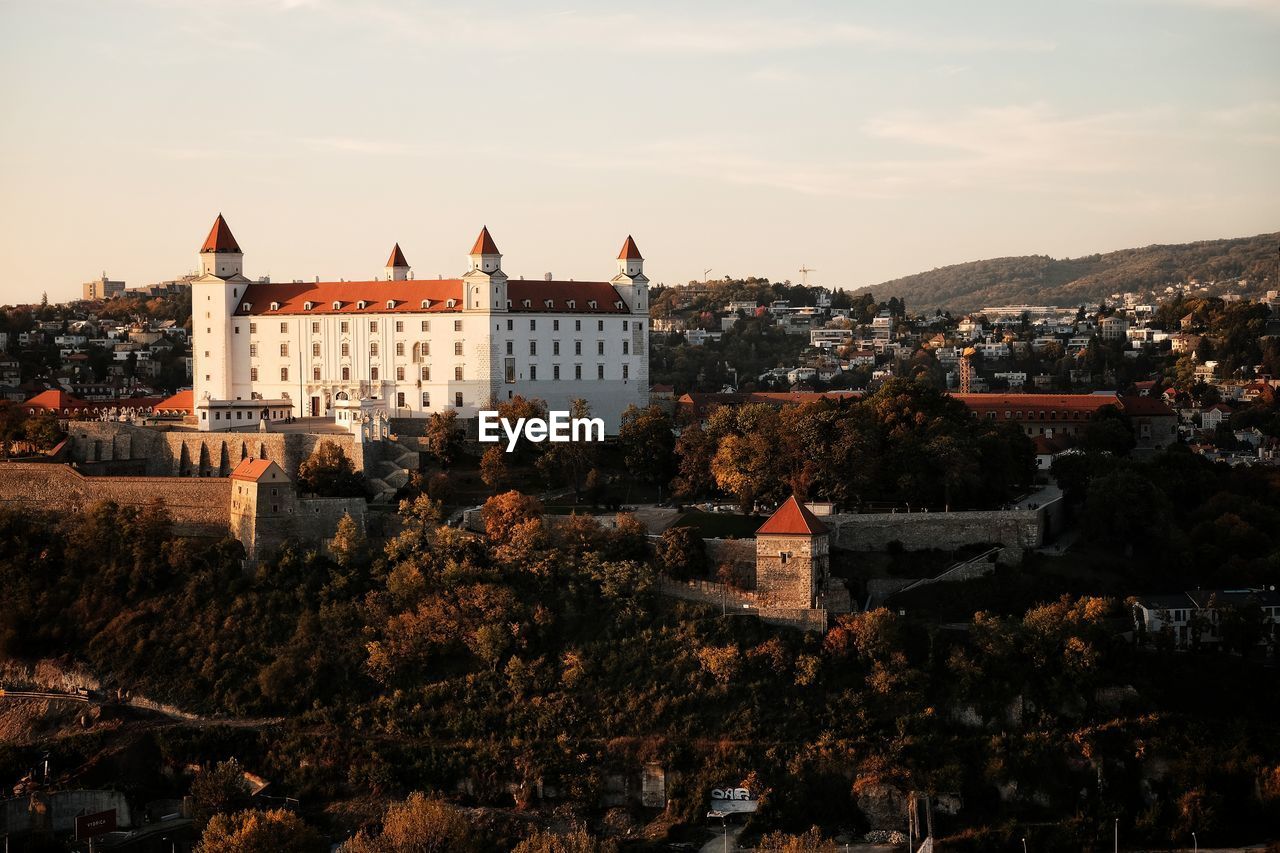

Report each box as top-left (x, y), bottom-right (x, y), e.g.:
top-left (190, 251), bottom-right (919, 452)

top-left (190, 216), bottom-right (650, 432)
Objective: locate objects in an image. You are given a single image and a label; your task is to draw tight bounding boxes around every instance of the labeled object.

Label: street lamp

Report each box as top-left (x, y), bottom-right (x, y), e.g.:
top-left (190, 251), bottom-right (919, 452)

top-left (1022, 837), bottom-right (1028, 853)
top-left (1114, 818), bottom-right (1118, 853)
top-left (1192, 831), bottom-right (1197, 853)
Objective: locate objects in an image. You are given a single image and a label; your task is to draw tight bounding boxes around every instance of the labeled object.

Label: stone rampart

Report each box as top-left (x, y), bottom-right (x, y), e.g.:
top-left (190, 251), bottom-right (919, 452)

top-left (827, 502), bottom-right (1055, 562)
top-left (64, 422), bottom-right (370, 478)
top-left (0, 463), bottom-right (230, 536)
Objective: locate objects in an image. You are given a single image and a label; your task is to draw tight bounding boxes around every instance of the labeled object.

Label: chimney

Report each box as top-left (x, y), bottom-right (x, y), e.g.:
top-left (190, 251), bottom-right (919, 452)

top-left (545, 272), bottom-right (553, 281)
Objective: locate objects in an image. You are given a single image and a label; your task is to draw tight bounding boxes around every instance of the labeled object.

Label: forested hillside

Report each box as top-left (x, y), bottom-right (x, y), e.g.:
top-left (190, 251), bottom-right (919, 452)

top-left (853, 232), bottom-right (1279, 313)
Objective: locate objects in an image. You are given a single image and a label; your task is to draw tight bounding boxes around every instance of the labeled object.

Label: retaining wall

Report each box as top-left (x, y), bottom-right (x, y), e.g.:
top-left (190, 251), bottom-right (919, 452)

top-left (0, 463), bottom-right (230, 536)
top-left (826, 501), bottom-right (1058, 562)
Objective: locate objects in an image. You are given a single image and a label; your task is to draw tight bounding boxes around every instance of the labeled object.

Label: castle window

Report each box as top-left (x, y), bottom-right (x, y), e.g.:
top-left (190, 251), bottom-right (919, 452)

top-left (780, 552), bottom-right (790, 565)
top-left (615, 301), bottom-right (624, 309)
top-left (454, 366), bottom-right (463, 380)
top-left (341, 342), bottom-right (350, 357)
top-left (387, 300), bottom-right (396, 310)
top-left (421, 365), bottom-right (430, 380)
top-left (422, 341), bottom-right (430, 356)
top-left (446, 299), bottom-right (456, 309)
top-left (357, 301), bottom-right (367, 310)
top-left (370, 342), bottom-right (379, 356)
top-left (530, 319), bottom-right (537, 331)
top-left (234, 326), bottom-right (239, 334)
top-left (270, 302), bottom-right (280, 311)
top-left (280, 342), bottom-right (289, 356)
top-left (506, 340), bottom-right (513, 355)
top-left (280, 367), bottom-right (289, 381)
top-left (529, 341), bottom-right (537, 356)
top-left (530, 365), bottom-right (537, 381)
top-left (396, 342), bottom-right (404, 356)
top-left (422, 391), bottom-right (430, 406)
top-left (623, 364), bottom-right (629, 380)
top-left (623, 341), bottom-right (629, 355)
top-left (421, 320), bottom-right (429, 330)
top-left (342, 367), bottom-right (350, 381)
top-left (304, 301), bottom-right (314, 311)
top-left (506, 319), bottom-right (513, 331)
top-left (554, 341), bottom-right (561, 356)
top-left (623, 321), bottom-right (629, 331)
top-left (575, 320), bottom-right (581, 331)
top-left (395, 321), bottom-right (403, 333)
top-left (522, 299), bottom-right (531, 308)
top-left (369, 320), bottom-right (377, 332)
top-left (313, 366), bottom-right (320, 381)
top-left (597, 320), bottom-right (604, 331)
top-left (453, 319), bottom-right (461, 332)
top-left (250, 367), bottom-right (258, 381)
top-left (454, 341), bottom-right (463, 356)
top-left (574, 364), bottom-right (582, 380)
top-left (249, 322), bottom-right (257, 333)
top-left (567, 300), bottom-right (576, 310)
top-left (249, 344), bottom-right (258, 357)
top-left (333, 301), bottom-right (342, 310)
top-left (553, 365), bottom-right (561, 381)
top-left (311, 321), bottom-right (319, 334)
top-left (597, 341), bottom-right (604, 356)
top-left (421, 300), bottom-right (431, 310)
top-left (553, 319), bottom-right (560, 331)
top-left (544, 299), bottom-right (553, 308)
top-left (575, 341), bottom-right (582, 356)
top-left (371, 367), bottom-right (379, 381)
top-left (588, 301), bottom-right (598, 310)
top-left (312, 342), bottom-right (320, 357)
top-left (340, 321), bottom-right (349, 333)
top-left (454, 392), bottom-right (463, 407)
top-left (597, 364), bottom-right (604, 380)
top-left (396, 366), bottom-right (405, 381)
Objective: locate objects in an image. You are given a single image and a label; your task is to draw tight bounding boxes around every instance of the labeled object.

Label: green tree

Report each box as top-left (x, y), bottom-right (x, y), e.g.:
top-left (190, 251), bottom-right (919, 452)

top-left (618, 404), bottom-right (676, 486)
top-left (659, 525), bottom-right (708, 580)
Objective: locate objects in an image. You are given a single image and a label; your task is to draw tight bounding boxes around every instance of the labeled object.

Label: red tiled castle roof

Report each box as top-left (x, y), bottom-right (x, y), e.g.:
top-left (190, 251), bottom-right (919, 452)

top-left (201, 214), bottom-right (241, 254)
top-left (757, 495), bottom-right (828, 536)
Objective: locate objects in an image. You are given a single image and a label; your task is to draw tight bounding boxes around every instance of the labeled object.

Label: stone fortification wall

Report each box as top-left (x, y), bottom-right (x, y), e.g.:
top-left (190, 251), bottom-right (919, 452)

top-left (0, 463), bottom-right (230, 536)
top-left (65, 422), bottom-right (370, 478)
top-left (827, 503), bottom-right (1055, 562)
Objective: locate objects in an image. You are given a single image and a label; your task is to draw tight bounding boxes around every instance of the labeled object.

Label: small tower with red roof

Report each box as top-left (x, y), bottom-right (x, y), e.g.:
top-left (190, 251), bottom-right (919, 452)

top-left (385, 243), bottom-right (410, 282)
top-left (199, 213), bottom-right (244, 279)
top-left (755, 495), bottom-right (830, 609)
top-left (462, 226), bottom-right (508, 314)
top-left (610, 235), bottom-right (649, 314)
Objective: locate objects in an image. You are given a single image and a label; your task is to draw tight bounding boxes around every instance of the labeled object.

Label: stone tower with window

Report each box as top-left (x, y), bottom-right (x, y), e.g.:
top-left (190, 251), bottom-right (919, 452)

top-left (228, 458), bottom-right (296, 559)
top-left (754, 496), bottom-right (830, 609)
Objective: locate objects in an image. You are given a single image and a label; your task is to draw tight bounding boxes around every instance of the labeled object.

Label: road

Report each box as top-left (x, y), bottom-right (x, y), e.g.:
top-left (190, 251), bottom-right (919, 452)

top-left (699, 824), bottom-right (744, 853)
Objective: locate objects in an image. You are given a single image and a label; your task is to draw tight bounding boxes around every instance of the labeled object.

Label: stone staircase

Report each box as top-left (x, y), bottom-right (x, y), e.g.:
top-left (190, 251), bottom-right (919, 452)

top-left (365, 437), bottom-right (421, 502)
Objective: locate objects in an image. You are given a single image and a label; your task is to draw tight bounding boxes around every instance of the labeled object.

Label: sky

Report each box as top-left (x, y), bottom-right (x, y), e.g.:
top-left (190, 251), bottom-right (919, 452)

top-left (0, 0), bottom-right (1277, 304)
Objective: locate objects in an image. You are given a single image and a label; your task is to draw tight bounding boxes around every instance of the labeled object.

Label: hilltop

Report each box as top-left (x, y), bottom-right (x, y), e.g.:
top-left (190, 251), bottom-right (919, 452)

top-left (852, 232), bottom-right (1279, 313)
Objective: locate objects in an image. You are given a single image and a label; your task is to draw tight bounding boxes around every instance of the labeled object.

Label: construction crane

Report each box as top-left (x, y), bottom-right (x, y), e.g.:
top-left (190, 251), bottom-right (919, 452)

top-left (798, 265), bottom-right (815, 286)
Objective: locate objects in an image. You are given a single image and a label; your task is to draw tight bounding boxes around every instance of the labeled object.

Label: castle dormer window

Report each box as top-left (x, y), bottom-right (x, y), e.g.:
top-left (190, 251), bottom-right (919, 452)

top-left (588, 300), bottom-right (598, 309)
top-left (421, 299), bottom-right (431, 309)
top-left (446, 299), bottom-right (456, 308)
top-left (522, 299), bottom-right (531, 308)
top-left (332, 301), bottom-right (341, 310)
top-left (303, 301), bottom-right (314, 311)
top-left (356, 300), bottom-right (367, 310)
top-left (269, 301), bottom-right (280, 311)
top-left (545, 299), bottom-right (554, 308)
top-left (387, 300), bottom-right (396, 310)
top-left (614, 301), bottom-right (624, 309)
top-left (242, 303), bottom-right (252, 312)
top-left (566, 299), bottom-right (576, 310)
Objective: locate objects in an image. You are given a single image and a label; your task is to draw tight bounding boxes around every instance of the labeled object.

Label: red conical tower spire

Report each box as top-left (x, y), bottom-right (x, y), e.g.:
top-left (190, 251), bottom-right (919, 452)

top-left (617, 235), bottom-right (643, 260)
top-left (470, 226), bottom-right (500, 256)
top-left (200, 214), bottom-right (241, 254)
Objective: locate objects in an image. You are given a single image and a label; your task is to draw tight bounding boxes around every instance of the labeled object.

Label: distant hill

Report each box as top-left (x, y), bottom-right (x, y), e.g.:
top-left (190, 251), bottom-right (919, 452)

top-left (853, 232), bottom-right (1279, 313)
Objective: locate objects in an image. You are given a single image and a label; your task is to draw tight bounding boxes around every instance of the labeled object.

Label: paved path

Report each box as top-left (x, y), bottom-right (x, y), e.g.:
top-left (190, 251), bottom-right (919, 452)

top-left (699, 824), bottom-right (743, 853)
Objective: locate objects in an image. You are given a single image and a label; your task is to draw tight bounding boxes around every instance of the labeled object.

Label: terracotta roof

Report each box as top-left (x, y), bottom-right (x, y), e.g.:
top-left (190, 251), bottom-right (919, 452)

top-left (231, 458), bottom-right (282, 482)
top-left (155, 389), bottom-right (193, 413)
top-left (618, 235), bottom-right (643, 260)
top-left (470, 226), bottom-right (500, 255)
top-left (200, 214), bottom-right (241, 254)
top-left (757, 495), bottom-right (828, 536)
top-left (386, 243), bottom-right (409, 268)
top-left (25, 389), bottom-right (92, 410)
top-left (235, 278), bottom-right (629, 316)
top-left (952, 393), bottom-right (1122, 414)
top-left (1118, 396), bottom-right (1177, 417)
top-left (507, 280), bottom-right (629, 314)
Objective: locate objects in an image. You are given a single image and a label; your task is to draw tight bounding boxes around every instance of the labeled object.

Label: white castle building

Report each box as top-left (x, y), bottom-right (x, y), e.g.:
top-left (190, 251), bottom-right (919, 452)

top-left (191, 215), bottom-right (649, 432)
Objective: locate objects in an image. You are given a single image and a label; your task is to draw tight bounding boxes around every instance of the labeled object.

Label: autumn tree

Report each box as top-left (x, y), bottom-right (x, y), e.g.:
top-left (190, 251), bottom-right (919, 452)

top-left (196, 808), bottom-right (324, 853)
top-left (190, 759), bottom-right (252, 827)
top-left (481, 490), bottom-right (544, 545)
top-left (330, 511), bottom-right (368, 568)
top-left (339, 793), bottom-right (484, 853)
top-left (479, 445), bottom-right (510, 492)
top-left (659, 525), bottom-right (708, 580)
top-left (297, 440), bottom-right (365, 497)
top-left (422, 409), bottom-right (461, 468)
top-left (513, 824), bottom-right (619, 853)
top-left (618, 404), bottom-right (676, 486)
